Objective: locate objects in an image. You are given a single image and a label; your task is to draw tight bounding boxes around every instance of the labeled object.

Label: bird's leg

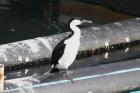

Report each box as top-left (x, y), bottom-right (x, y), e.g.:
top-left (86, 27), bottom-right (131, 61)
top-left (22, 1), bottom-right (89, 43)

top-left (64, 69), bottom-right (74, 83)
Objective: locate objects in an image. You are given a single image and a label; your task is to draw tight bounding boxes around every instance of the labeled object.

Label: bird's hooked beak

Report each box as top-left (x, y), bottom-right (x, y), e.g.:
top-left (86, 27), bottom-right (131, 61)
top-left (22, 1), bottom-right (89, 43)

top-left (81, 19), bottom-right (92, 24)
top-left (77, 19), bottom-right (92, 28)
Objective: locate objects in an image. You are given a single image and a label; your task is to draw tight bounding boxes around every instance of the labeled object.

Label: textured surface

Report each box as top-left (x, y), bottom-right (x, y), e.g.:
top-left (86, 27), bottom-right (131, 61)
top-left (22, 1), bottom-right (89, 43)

top-left (4, 58), bottom-right (140, 93)
top-left (2, 17), bottom-right (140, 93)
top-left (0, 18), bottom-right (140, 66)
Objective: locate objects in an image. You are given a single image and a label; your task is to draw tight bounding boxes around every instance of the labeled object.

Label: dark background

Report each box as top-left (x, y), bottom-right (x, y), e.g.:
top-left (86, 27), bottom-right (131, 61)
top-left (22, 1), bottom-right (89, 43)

top-left (0, 0), bottom-right (140, 44)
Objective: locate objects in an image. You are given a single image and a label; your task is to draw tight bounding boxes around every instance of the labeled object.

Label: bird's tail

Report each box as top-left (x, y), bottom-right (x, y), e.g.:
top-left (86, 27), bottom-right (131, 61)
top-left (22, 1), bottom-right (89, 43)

top-left (50, 66), bottom-right (59, 73)
top-left (43, 65), bottom-right (59, 75)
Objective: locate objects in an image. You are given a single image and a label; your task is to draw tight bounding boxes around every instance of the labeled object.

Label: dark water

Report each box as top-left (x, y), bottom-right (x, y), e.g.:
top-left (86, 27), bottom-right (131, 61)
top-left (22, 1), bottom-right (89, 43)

top-left (0, 0), bottom-right (135, 45)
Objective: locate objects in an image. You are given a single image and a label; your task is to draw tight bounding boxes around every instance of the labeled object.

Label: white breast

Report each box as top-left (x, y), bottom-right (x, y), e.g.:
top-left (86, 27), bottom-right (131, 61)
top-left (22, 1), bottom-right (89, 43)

top-left (57, 34), bottom-right (80, 69)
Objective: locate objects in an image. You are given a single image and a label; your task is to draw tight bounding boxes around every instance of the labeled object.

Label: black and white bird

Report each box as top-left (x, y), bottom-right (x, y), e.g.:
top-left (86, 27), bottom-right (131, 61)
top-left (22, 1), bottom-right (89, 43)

top-left (50, 19), bottom-right (92, 81)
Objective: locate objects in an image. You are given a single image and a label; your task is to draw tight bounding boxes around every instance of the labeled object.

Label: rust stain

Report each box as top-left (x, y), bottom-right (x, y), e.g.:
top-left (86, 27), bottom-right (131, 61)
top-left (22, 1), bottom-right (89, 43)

top-left (60, 0), bottom-right (132, 23)
top-left (0, 73), bottom-right (3, 80)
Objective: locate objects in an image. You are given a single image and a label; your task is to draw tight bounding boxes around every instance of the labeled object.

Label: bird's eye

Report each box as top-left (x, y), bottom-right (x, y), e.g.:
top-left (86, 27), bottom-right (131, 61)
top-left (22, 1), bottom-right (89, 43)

top-left (80, 18), bottom-right (84, 21)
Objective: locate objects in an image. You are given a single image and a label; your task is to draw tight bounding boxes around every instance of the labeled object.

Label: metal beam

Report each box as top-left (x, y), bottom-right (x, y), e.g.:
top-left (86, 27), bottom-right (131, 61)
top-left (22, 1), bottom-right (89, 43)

top-left (0, 18), bottom-right (140, 71)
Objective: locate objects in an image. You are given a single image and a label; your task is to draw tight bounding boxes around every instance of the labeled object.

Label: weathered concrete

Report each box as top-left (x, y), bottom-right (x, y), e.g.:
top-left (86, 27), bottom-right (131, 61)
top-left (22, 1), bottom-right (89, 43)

top-left (4, 58), bottom-right (140, 93)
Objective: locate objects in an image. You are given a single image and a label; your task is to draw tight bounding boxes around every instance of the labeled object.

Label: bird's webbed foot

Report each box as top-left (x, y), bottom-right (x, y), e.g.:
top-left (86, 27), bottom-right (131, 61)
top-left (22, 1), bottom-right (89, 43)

top-left (64, 69), bottom-right (74, 83)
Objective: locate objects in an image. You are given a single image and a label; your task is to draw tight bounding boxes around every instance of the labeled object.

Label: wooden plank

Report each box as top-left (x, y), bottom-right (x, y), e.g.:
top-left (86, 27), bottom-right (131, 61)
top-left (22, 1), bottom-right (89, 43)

top-left (0, 64), bottom-right (4, 93)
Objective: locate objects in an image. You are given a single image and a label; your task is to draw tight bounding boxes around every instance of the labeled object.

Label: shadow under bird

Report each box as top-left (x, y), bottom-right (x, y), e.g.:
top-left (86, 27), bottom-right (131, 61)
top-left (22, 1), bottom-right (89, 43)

top-left (50, 19), bottom-right (92, 82)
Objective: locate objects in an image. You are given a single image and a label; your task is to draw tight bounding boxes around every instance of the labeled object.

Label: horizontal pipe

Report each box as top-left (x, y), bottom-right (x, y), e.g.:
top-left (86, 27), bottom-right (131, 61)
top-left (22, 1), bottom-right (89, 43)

top-left (0, 17), bottom-right (140, 70)
top-left (4, 58), bottom-right (140, 93)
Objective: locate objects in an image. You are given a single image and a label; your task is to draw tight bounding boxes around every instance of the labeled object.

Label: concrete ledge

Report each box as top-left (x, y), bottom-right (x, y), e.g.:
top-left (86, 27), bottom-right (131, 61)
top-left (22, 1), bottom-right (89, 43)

top-left (4, 58), bottom-right (140, 93)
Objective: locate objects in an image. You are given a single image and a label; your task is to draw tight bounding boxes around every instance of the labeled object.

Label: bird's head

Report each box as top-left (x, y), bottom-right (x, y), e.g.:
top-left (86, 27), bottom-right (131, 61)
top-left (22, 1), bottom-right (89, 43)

top-left (70, 19), bottom-right (92, 26)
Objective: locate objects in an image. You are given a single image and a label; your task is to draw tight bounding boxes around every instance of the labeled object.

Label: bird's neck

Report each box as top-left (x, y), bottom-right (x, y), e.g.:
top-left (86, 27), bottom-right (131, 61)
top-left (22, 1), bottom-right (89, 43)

top-left (70, 24), bottom-right (81, 37)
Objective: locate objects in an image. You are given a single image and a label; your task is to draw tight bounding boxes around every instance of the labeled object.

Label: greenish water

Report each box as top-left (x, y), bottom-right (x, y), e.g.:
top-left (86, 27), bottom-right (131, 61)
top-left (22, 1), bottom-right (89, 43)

top-left (130, 91), bottom-right (140, 93)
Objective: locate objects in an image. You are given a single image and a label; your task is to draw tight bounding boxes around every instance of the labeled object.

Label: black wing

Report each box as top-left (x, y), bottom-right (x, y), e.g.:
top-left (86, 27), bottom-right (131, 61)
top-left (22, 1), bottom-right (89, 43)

top-left (51, 32), bottom-right (74, 66)
top-left (51, 40), bottom-right (66, 66)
